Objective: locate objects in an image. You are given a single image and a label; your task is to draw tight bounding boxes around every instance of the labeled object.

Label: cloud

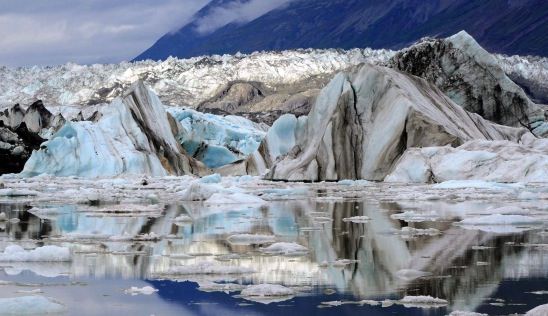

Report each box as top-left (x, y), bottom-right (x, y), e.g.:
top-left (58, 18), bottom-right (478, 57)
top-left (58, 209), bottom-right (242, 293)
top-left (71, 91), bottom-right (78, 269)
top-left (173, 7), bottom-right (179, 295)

top-left (0, 0), bottom-right (209, 66)
top-left (194, 0), bottom-right (294, 34)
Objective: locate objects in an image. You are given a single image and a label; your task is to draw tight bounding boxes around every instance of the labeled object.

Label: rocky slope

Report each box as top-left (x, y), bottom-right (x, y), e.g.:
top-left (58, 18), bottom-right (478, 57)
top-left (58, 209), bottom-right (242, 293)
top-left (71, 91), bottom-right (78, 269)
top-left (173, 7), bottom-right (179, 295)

top-left (265, 63), bottom-right (533, 181)
top-left (0, 101), bottom-right (65, 174)
top-left (136, 0), bottom-right (548, 61)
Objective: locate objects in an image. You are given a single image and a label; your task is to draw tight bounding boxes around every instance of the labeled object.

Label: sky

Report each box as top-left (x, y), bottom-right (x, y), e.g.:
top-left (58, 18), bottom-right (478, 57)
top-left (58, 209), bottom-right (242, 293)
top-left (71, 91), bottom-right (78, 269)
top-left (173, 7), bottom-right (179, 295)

top-left (0, 0), bottom-right (292, 67)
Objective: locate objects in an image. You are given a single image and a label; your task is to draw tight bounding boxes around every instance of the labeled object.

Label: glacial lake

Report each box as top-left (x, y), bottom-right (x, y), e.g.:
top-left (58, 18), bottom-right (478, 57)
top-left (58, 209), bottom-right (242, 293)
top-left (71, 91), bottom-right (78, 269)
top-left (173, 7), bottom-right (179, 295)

top-left (0, 178), bottom-right (547, 315)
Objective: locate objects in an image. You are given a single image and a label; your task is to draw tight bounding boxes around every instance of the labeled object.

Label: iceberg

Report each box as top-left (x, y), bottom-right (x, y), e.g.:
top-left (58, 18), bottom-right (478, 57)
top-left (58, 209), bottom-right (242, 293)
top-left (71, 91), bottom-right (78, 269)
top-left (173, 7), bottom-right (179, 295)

top-left (0, 296), bottom-right (66, 315)
top-left (266, 63), bottom-right (530, 181)
top-left (22, 81), bottom-right (206, 177)
top-left (167, 107), bottom-right (266, 168)
top-left (387, 31), bottom-right (547, 136)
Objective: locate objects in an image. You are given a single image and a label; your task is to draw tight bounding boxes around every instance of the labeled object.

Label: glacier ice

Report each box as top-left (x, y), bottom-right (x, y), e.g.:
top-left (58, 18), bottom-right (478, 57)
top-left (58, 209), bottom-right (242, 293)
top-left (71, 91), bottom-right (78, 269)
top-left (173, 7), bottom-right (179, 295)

top-left (0, 48), bottom-right (395, 108)
top-left (22, 81), bottom-right (206, 177)
top-left (0, 296), bottom-right (66, 315)
top-left (266, 63), bottom-right (531, 181)
top-left (386, 139), bottom-right (548, 183)
top-left (0, 245), bottom-right (71, 262)
top-left (167, 107), bottom-right (266, 168)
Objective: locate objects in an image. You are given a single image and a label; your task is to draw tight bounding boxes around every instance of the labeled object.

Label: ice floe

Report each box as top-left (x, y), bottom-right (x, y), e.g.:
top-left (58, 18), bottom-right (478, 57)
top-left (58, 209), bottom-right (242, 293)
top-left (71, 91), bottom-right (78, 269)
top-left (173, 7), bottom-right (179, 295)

top-left (227, 234), bottom-right (276, 245)
top-left (526, 304), bottom-right (548, 316)
top-left (259, 242), bottom-right (308, 256)
top-left (0, 296), bottom-right (66, 315)
top-left (161, 262), bottom-right (255, 275)
top-left (342, 216), bottom-right (371, 223)
top-left (390, 211), bottom-right (439, 222)
top-left (124, 286), bottom-right (159, 296)
top-left (240, 284), bottom-right (295, 304)
top-left (0, 245), bottom-right (71, 262)
top-left (399, 295), bottom-right (448, 308)
top-left (205, 192), bottom-right (265, 205)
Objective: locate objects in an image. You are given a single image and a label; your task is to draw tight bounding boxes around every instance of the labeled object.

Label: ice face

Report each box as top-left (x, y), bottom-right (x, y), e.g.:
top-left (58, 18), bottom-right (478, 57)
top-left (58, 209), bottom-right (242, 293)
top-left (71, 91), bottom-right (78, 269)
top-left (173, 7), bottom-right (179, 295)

top-left (21, 82), bottom-right (203, 178)
top-left (21, 101), bottom-right (168, 177)
top-left (167, 107), bottom-right (266, 168)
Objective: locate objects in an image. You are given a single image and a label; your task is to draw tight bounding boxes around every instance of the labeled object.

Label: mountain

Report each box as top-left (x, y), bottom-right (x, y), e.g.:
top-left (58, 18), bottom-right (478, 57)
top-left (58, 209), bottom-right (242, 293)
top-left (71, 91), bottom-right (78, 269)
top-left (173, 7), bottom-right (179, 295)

top-left (135, 0), bottom-right (548, 61)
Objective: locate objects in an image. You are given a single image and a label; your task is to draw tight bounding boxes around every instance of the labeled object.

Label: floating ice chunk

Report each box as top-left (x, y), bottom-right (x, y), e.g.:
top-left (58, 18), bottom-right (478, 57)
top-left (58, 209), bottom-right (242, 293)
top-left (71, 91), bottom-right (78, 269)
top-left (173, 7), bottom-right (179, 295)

top-left (526, 304), bottom-right (548, 316)
top-left (133, 232), bottom-right (161, 241)
top-left (322, 299), bottom-right (382, 307)
top-left (529, 291), bottom-right (548, 295)
top-left (342, 216), bottom-right (371, 223)
top-left (399, 295), bottom-right (448, 308)
top-left (482, 206), bottom-right (529, 215)
top-left (448, 312), bottom-right (487, 316)
top-left (241, 284), bottom-right (295, 297)
top-left (199, 173), bottom-right (222, 184)
top-left (0, 245), bottom-right (71, 262)
top-left (358, 300), bottom-right (381, 306)
top-left (124, 286), bottom-right (158, 295)
top-left (240, 284), bottom-right (295, 304)
top-left (16, 289), bottom-right (43, 294)
top-left (173, 215), bottom-right (193, 223)
top-left (390, 211), bottom-right (439, 222)
top-left (433, 180), bottom-right (523, 190)
top-left (198, 281), bottom-right (245, 293)
top-left (179, 182), bottom-right (222, 201)
top-left (458, 214), bottom-right (541, 226)
top-left (261, 187), bottom-right (309, 198)
top-left (0, 188), bottom-right (40, 196)
top-left (227, 234), bottom-right (276, 245)
top-left (395, 269), bottom-right (432, 280)
top-left (398, 227), bottom-right (441, 237)
top-left (165, 262), bottom-right (255, 275)
top-left (457, 214), bottom-right (542, 233)
top-left (0, 296), bottom-right (65, 314)
top-left (260, 242), bottom-right (308, 256)
top-left (337, 179), bottom-right (372, 186)
top-left (205, 192), bottom-right (265, 205)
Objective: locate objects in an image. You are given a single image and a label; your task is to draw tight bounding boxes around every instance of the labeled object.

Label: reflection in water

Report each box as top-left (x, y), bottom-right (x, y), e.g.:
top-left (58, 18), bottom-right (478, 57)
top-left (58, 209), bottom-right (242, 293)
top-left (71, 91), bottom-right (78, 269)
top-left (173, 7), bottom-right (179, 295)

top-left (0, 198), bottom-right (547, 315)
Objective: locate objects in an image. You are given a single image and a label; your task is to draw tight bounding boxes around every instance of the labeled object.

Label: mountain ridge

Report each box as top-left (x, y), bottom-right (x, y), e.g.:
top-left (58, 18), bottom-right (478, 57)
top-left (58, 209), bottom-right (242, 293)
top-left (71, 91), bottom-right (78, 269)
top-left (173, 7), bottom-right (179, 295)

top-left (135, 0), bottom-right (548, 61)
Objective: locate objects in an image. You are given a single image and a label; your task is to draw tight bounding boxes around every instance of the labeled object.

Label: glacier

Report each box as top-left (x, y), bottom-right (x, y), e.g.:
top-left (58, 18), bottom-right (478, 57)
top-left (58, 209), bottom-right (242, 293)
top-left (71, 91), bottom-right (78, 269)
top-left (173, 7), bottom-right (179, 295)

top-left (0, 48), bottom-right (394, 109)
top-left (266, 63), bottom-right (532, 182)
top-left (0, 31), bottom-right (545, 184)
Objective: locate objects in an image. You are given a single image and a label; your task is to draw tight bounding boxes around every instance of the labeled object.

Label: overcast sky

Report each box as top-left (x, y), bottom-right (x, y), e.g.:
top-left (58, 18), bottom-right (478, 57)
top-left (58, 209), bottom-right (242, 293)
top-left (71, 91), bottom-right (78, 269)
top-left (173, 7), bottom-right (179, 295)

top-left (0, 0), bottom-right (293, 67)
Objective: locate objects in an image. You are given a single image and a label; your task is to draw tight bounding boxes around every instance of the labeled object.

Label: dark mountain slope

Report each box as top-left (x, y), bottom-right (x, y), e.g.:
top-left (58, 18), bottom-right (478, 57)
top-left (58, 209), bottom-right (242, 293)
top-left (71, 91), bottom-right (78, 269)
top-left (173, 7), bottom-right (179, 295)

top-left (135, 0), bottom-right (548, 61)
